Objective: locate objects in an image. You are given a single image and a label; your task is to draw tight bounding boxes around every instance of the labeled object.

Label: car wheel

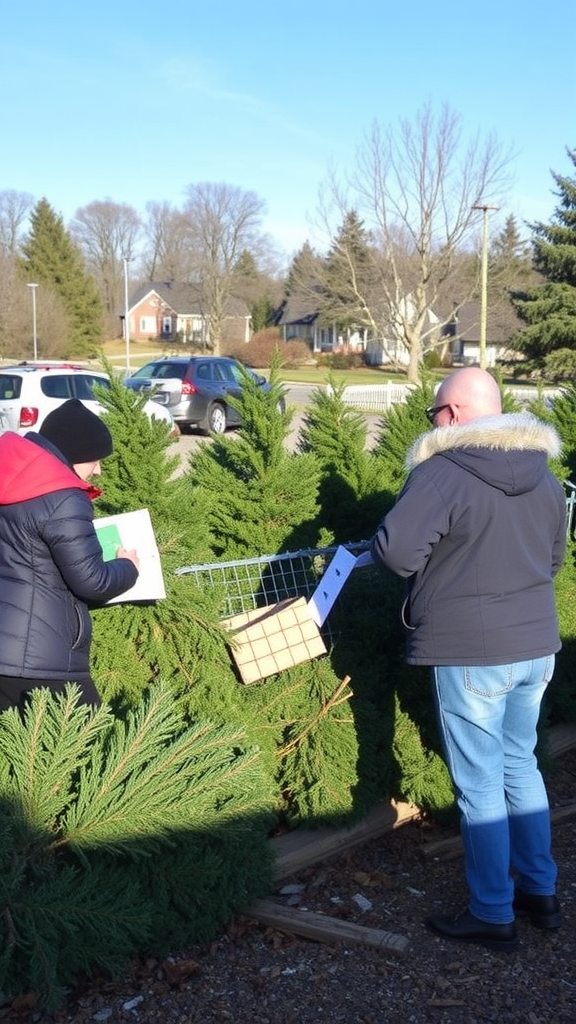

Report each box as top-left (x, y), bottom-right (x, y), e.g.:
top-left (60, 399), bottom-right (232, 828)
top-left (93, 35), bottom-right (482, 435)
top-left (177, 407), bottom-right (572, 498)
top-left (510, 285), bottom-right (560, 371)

top-left (207, 402), bottom-right (227, 434)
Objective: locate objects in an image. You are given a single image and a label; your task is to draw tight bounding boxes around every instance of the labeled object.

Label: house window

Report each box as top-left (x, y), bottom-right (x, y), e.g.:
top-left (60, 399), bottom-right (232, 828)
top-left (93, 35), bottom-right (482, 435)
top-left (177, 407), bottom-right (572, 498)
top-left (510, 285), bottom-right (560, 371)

top-left (162, 316), bottom-right (172, 336)
top-left (140, 316), bottom-right (157, 334)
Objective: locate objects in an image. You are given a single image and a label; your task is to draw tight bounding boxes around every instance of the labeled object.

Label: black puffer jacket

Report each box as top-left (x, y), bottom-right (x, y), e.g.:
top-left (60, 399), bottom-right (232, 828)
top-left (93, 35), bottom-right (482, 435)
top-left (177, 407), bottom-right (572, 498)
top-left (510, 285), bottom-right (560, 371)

top-left (0, 431), bottom-right (138, 682)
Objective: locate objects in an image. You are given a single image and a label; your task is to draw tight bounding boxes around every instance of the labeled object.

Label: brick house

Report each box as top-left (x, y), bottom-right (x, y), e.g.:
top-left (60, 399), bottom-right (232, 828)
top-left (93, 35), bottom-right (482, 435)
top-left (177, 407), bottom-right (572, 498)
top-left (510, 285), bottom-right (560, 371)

top-left (126, 282), bottom-right (251, 347)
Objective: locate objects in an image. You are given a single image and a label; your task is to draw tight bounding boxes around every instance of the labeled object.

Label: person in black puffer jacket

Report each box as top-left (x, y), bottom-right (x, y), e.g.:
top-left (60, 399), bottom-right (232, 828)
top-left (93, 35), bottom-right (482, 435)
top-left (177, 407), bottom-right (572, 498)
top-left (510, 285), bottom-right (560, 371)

top-left (0, 399), bottom-right (139, 712)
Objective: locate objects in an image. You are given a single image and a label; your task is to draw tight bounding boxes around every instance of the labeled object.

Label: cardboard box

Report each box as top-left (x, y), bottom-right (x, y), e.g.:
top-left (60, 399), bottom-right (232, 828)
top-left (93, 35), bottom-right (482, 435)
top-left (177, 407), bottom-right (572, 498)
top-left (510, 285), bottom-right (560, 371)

top-left (223, 596), bottom-right (327, 685)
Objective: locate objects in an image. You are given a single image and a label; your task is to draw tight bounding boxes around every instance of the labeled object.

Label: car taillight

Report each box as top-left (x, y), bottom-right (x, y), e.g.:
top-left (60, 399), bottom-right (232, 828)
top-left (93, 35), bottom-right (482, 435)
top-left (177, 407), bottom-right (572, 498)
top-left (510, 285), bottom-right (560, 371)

top-left (181, 381), bottom-right (197, 395)
top-left (19, 407), bottom-right (39, 428)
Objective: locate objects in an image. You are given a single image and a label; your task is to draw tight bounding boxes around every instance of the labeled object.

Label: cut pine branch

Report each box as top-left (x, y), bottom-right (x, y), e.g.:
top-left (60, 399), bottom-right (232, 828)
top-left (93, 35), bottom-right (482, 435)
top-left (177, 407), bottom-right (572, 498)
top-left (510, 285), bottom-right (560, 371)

top-left (277, 675), bottom-right (353, 758)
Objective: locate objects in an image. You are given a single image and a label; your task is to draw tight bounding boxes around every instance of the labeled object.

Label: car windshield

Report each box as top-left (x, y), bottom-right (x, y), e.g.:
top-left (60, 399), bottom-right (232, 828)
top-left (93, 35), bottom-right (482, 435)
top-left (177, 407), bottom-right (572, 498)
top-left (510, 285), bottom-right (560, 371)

top-left (229, 362), bottom-right (251, 383)
top-left (131, 363), bottom-right (187, 381)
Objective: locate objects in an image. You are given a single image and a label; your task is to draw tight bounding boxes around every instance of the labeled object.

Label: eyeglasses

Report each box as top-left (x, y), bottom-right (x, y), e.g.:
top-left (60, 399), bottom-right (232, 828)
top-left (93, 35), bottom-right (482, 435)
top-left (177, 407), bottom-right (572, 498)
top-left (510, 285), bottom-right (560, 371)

top-left (425, 404), bottom-right (451, 424)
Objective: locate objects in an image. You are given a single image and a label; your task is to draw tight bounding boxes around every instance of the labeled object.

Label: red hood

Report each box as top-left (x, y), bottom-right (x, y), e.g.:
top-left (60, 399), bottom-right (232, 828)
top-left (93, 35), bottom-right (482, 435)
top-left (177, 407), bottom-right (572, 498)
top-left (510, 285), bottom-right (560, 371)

top-left (0, 432), bottom-right (99, 505)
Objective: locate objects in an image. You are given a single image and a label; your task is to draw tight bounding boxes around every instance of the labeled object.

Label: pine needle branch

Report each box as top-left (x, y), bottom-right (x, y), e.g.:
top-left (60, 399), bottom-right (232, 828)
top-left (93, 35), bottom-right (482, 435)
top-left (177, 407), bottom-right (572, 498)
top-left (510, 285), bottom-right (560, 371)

top-left (277, 675), bottom-right (353, 758)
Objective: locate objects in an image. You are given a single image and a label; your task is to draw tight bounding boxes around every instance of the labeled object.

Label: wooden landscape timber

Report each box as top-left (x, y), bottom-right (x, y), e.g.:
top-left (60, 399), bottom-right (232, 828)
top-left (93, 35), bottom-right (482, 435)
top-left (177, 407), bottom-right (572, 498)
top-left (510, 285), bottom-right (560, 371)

top-left (271, 799), bottom-right (420, 880)
top-left (244, 722), bottom-right (576, 950)
top-left (546, 720), bottom-right (576, 757)
top-left (419, 801), bottom-right (576, 862)
top-left (242, 801), bottom-right (419, 954)
top-left (245, 899), bottom-right (410, 955)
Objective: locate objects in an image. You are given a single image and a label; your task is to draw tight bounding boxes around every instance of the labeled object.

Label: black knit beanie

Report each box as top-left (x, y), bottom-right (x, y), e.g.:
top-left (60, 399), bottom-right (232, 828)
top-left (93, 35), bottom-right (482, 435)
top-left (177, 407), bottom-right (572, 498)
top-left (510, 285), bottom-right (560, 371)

top-left (39, 399), bottom-right (113, 464)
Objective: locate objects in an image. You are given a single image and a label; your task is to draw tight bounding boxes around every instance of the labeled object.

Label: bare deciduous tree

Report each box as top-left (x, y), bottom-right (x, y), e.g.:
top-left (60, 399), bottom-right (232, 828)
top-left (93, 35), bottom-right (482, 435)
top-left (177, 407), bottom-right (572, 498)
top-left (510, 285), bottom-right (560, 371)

top-left (141, 201), bottom-right (193, 282)
top-left (70, 199), bottom-right (141, 329)
top-left (183, 182), bottom-right (267, 354)
top-left (0, 253), bottom-right (70, 360)
top-left (317, 103), bottom-right (513, 380)
top-left (0, 189), bottom-right (35, 256)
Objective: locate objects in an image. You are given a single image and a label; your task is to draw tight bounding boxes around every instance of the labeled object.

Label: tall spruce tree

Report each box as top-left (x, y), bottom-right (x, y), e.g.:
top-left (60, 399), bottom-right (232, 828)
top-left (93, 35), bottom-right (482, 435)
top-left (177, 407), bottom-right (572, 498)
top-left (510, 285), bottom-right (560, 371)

top-left (18, 198), bottom-right (104, 357)
top-left (511, 147), bottom-right (576, 371)
top-left (284, 241), bottom-right (323, 297)
top-left (321, 210), bottom-right (375, 337)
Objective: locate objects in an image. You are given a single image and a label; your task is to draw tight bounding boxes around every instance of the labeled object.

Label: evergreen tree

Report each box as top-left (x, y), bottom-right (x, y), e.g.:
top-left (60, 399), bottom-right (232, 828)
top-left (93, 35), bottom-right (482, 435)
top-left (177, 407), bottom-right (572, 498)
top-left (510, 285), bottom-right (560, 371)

top-left (187, 351), bottom-right (322, 559)
top-left (0, 684), bottom-right (275, 1009)
top-left (251, 293), bottom-right (276, 332)
top-left (284, 241), bottom-right (323, 297)
top-left (88, 363), bottom-right (226, 710)
top-left (372, 373), bottom-right (438, 493)
top-left (231, 249), bottom-right (280, 333)
top-left (538, 378), bottom-right (576, 482)
top-left (18, 198), bottom-right (104, 356)
top-left (321, 210), bottom-right (375, 336)
top-left (491, 214), bottom-right (533, 289)
top-left (298, 375), bottom-right (391, 541)
top-left (511, 148), bottom-right (576, 370)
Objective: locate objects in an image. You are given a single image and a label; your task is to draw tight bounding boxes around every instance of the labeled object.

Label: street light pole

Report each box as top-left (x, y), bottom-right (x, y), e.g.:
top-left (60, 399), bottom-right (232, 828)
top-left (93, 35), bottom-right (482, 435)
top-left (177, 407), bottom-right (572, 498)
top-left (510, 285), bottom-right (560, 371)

top-left (27, 283), bottom-right (38, 360)
top-left (122, 257), bottom-right (130, 374)
top-left (472, 204), bottom-right (498, 369)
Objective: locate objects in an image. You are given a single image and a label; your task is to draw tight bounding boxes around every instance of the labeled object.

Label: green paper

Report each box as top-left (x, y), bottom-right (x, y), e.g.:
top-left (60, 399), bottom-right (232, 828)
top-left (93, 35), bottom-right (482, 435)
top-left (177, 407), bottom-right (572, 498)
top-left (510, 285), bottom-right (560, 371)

top-left (96, 523), bottom-right (122, 561)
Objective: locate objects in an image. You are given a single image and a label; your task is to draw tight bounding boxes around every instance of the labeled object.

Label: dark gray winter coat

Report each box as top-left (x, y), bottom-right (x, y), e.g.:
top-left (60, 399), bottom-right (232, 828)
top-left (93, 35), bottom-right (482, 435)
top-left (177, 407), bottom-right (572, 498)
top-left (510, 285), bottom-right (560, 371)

top-left (370, 413), bottom-right (567, 666)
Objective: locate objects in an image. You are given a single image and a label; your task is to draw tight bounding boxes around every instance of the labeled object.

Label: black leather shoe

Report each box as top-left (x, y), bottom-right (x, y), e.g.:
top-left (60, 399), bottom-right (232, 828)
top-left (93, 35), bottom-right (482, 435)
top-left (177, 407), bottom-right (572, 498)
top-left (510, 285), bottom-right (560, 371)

top-left (513, 890), bottom-right (562, 929)
top-left (427, 909), bottom-right (518, 952)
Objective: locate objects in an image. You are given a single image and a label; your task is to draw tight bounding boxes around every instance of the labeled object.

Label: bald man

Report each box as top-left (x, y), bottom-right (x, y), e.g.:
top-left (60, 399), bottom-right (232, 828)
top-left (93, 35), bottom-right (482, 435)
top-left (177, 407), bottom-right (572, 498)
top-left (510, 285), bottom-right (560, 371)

top-left (370, 367), bottom-right (566, 951)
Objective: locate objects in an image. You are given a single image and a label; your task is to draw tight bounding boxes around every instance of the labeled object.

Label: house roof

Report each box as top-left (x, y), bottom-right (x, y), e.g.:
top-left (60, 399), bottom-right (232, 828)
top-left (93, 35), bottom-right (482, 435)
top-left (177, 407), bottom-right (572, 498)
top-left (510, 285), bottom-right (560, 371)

top-left (442, 300), bottom-right (522, 345)
top-left (129, 281), bottom-right (250, 318)
top-left (274, 295), bottom-right (321, 327)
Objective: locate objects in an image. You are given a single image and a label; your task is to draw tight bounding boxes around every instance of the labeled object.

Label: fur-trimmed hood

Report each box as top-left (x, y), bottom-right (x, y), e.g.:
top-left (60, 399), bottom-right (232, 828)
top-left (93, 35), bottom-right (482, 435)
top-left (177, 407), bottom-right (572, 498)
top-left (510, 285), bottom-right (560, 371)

top-left (406, 412), bottom-right (562, 498)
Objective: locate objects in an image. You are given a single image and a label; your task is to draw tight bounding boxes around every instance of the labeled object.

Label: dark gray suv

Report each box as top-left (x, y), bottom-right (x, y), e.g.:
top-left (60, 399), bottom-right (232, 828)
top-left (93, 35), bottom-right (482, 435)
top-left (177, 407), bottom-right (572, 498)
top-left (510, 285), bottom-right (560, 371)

top-left (123, 356), bottom-right (278, 434)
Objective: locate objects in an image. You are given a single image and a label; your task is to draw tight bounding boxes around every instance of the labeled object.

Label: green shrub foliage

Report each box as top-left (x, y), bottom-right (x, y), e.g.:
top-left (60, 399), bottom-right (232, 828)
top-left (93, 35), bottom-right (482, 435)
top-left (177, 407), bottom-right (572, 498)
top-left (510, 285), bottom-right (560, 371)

top-left (391, 695), bottom-right (455, 820)
top-left (371, 372), bottom-right (437, 493)
top-left (298, 375), bottom-right (393, 542)
top-left (9, 357), bottom-right (573, 1009)
top-left (0, 685), bottom-right (274, 1009)
top-left (187, 352), bottom-right (322, 558)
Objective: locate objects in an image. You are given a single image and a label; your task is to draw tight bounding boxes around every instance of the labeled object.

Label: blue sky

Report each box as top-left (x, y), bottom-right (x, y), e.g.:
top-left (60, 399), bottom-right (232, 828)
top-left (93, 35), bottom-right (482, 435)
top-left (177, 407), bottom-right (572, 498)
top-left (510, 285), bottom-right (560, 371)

top-left (1, 0), bottom-right (574, 264)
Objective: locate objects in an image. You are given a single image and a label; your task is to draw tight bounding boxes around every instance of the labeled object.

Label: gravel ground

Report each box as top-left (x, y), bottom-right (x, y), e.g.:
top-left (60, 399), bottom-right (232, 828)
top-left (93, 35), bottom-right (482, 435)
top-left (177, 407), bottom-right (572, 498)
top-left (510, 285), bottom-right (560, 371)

top-left (8, 749), bottom-right (576, 1024)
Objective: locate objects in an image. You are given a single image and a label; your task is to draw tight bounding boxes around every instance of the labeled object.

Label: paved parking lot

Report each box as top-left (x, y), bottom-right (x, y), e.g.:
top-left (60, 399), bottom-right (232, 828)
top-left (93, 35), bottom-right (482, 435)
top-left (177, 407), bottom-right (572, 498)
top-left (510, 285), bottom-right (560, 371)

top-left (171, 392), bottom-right (384, 474)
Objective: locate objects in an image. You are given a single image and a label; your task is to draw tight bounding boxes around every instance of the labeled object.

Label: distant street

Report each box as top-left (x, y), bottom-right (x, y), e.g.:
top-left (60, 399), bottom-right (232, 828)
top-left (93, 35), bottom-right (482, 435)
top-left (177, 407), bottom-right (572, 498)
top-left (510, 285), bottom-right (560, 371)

top-left (171, 383), bottom-right (383, 472)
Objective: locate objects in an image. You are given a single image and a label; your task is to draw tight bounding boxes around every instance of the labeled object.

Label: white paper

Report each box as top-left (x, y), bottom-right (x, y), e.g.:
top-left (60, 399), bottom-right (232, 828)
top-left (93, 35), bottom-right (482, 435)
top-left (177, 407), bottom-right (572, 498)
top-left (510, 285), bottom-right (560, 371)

top-left (94, 508), bottom-right (166, 603)
top-left (307, 545), bottom-right (357, 627)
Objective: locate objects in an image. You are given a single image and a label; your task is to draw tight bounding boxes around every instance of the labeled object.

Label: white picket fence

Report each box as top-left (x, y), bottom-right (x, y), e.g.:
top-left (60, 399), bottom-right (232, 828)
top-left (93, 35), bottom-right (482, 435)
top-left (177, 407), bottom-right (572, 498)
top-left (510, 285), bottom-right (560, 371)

top-left (332, 383), bottom-right (561, 413)
top-left (329, 382), bottom-right (414, 411)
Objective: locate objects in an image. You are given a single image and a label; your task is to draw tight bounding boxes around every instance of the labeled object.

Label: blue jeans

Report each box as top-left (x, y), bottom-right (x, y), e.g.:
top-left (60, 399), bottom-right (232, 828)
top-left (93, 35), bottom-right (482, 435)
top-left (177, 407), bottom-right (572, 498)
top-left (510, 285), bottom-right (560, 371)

top-left (432, 658), bottom-right (557, 924)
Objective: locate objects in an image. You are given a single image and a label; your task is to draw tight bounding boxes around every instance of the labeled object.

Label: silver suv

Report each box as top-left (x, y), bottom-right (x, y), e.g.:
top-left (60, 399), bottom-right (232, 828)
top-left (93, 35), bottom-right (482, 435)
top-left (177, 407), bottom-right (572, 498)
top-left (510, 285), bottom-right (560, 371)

top-left (0, 362), bottom-right (177, 436)
top-left (124, 355), bottom-right (280, 434)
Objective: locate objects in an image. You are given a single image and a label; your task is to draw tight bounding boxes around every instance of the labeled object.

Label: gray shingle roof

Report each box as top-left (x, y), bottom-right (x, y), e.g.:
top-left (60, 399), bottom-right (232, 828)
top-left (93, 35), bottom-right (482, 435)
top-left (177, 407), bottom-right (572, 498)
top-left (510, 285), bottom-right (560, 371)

top-left (129, 281), bottom-right (249, 318)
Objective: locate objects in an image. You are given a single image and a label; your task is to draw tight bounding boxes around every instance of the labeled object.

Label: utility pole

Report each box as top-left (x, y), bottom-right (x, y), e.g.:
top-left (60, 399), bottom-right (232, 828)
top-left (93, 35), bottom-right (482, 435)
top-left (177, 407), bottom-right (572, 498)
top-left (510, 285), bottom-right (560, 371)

top-left (472, 204), bottom-right (498, 369)
top-left (27, 283), bottom-right (38, 360)
top-left (123, 257), bottom-right (131, 374)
